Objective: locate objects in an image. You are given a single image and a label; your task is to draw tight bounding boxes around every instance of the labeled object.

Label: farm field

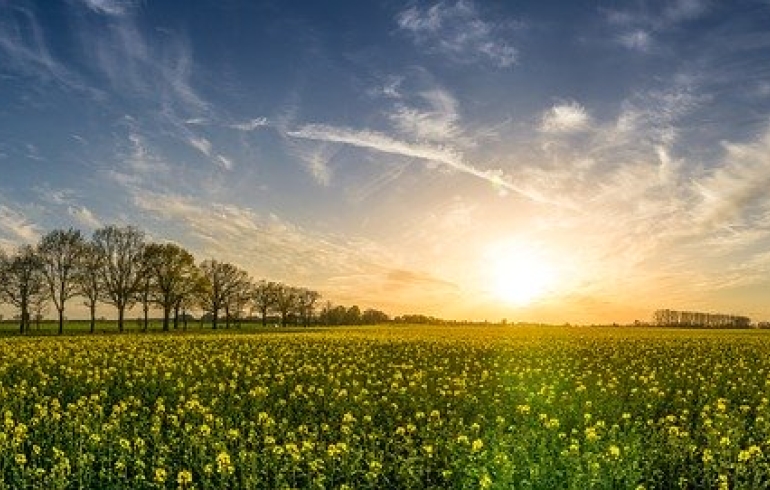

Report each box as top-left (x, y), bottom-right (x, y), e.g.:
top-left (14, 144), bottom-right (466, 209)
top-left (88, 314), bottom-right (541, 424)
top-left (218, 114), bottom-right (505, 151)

top-left (1, 326), bottom-right (770, 489)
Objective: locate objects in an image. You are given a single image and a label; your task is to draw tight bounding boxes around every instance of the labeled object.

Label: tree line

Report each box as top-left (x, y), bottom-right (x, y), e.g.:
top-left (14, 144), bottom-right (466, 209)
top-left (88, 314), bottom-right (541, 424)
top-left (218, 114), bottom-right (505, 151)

top-left (652, 309), bottom-right (751, 328)
top-left (0, 225), bottom-right (390, 334)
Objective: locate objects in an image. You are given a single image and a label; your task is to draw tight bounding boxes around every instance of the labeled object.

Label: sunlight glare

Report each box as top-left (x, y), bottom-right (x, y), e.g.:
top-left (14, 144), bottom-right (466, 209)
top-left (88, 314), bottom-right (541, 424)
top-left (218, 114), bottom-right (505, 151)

top-left (487, 241), bottom-right (557, 306)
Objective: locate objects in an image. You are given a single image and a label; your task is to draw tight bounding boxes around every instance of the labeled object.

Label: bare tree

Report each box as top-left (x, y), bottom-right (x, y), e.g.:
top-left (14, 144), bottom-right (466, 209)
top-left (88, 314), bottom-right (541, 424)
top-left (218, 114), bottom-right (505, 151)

top-left (37, 228), bottom-right (86, 335)
top-left (274, 283), bottom-right (299, 327)
top-left (252, 280), bottom-right (279, 326)
top-left (0, 245), bottom-right (46, 334)
top-left (143, 243), bottom-right (198, 332)
top-left (76, 242), bottom-right (104, 333)
top-left (296, 288), bottom-right (320, 327)
top-left (92, 225), bottom-right (145, 332)
top-left (198, 259), bottom-right (249, 330)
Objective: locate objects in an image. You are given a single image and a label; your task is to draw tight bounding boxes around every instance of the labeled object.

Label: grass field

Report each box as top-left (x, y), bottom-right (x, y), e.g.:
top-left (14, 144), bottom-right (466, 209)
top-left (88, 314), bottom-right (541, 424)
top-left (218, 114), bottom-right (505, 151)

top-left (1, 325), bottom-right (769, 488)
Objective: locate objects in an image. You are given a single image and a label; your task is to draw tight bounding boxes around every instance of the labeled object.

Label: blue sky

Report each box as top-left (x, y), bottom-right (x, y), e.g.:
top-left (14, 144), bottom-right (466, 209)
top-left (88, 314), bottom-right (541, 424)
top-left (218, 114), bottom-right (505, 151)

top-left (2, 0), bottom-right (770, 323)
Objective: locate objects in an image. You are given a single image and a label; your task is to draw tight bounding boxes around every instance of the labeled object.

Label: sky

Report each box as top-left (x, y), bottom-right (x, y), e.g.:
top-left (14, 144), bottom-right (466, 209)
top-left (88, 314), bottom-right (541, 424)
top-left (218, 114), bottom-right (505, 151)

top-left (2, 0), bottom-right (770, 324)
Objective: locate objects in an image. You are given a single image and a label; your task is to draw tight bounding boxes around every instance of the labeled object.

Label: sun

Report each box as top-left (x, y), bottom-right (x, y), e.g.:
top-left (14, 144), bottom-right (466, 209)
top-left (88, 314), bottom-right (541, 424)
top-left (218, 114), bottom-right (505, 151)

top-left (486, 242), bottom-right (557, 306)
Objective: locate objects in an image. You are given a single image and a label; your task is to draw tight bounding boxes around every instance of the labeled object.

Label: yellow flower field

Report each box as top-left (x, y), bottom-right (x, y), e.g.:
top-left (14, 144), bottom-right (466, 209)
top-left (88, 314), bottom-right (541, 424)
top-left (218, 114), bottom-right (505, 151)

top-left (1, 325), bottom-right (769, 488)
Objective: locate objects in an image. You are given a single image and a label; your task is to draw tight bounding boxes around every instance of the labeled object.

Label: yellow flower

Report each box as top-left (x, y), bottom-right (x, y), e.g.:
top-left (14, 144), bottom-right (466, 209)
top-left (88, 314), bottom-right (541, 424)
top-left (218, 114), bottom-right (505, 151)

top-left (154, 468), bottom-right (167, 483)
top-left (216, 451), bottom-right (234, 475)
top-left (177, 469), bottom-right (193, 485)
top-left (471, 439), bottom-right (484, 453)
top-left (608, 445), bottom-right (621, 458)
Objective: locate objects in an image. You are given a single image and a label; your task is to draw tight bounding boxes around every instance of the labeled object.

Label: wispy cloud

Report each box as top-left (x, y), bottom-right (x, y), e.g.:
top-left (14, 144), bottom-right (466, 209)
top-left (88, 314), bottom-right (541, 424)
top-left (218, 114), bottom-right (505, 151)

top-left (619, 30), bottom-right (652, 52)
top-left (606, 0), bottom-right (711, 52)
top-left (215, 155), bottom-right (233, 171)
top-left (289, 141), bottom-right (336, 186)
top-left (0, 204), bottom-right (41, 245)
top-left (397, 1), bottom-right (517, 67)
top-left (127, 190), bottom-right (422, 304)
top-left (230, 118), bottom-right (269, 131)
top-left (287, 123), bottom-right (543, 200)
top-left (390, 88), bottom-right (460, 142)
top-left (189, 136), bottom-right (212, 156)
top-left (80, 0), bottom-right (136, 17)
top-left (694, 130), bottom-right (770, 229)
top-left (0, 5), bottom-right (91, 93)
top-left (540, 101), bottom-right (591, 133)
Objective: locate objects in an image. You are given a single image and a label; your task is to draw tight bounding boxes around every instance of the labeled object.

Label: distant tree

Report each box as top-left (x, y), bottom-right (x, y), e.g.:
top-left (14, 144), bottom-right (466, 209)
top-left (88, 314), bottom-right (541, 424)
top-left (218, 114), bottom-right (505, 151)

top-left (274, 283), bottom-right (299, 327)
top-left (175, 271), bottom-right (206, 330)
top-left (361, 308), bottom-right (390, 324)
top-left (252, 280), bottom-right (279, 326)
top-left (198, 259), bottom-right (250, 329)
top-left (76, 242), bottom-right (104, 333)
top-left (37, 228), bottom-right (86, 335)
top-left (345, 305), bottom-right (362, 325)
top-left (143, 243), bottom-right (197, 331)
top-left (92, 225), bottom-right (146, 332)
top-left (225, 278), bottom-right (252, 328)
top-left (0, 245), bottom-right (47, 334)
top-left (296, 288), bottom-right (321, 327)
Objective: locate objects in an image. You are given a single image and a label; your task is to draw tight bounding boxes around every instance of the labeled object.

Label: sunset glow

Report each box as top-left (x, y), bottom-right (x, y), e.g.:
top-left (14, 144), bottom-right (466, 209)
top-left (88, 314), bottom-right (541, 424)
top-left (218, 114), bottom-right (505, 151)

top-left (2, 1), bottom-right (770, 324)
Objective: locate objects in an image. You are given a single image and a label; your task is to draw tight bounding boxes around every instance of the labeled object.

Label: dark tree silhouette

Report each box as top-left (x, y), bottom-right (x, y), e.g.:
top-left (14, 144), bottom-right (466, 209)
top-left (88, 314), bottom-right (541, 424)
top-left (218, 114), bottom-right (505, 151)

top-left (143, 243), bottom-right (198, 331)
top-left (92, 225), bottom-right (145, 332)
top-left (0, 245), bottom-right (46, 334)
top-left (38, 228), bottom-right (86, 335)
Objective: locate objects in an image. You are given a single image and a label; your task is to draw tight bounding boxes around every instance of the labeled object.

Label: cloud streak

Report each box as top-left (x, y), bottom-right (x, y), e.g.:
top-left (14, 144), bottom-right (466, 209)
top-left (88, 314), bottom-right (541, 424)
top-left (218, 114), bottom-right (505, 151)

top-left (287, 123), bottom-right (545, 201)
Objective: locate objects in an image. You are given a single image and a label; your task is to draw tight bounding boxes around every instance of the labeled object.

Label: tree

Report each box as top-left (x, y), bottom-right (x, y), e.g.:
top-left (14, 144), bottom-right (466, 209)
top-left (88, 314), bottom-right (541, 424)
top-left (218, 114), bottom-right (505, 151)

top-left (92, 225), bottom-right (145, 332)
top-left (296, 288), bottom-right (320, 327)
top-left (0, 245), bottom-right (46, 334)
top-left (198, 259), bottom-right (249, 330)
top-left (143, 243), bottom-right (198, 331)
top-left (225, 279), bottom-right (252, 328)
top-left (38, 228), bottom-right (86, 335)
top-left (252, 280), bottom-right (279, 326)
top-left (345, 305), bottom-right (362, 325)
top-left (136, 256), bottom-right (153, 332)
top-left (274, 283), bottom-right (299, 327)
top-left (362, 308), bottom-right (390, 324)
top-left (76, 242), bottom-right (104, 334)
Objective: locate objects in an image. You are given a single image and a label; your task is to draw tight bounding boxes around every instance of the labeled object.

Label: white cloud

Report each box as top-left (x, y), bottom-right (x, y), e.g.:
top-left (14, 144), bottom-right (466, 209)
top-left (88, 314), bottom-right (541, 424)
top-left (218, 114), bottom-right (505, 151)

top-left (0, 205), bottom-right (41, 244)
top-left (397, 1), bottom-right (517, 68)
top-left (287, 123), bottom-right (550, 202)
top-left (390, 88), bottom-right (460, 142)
top-left (68, 205), bottom-right (102, 230)
top-left (540, 101), bottom-right (591, 133)
top-left (230, 118), bottom-right (269, 131)
top-left (619, 30), bottom-right (652, 52)
top-left (694, 131), bottom-right (770, 229)
top-left (80, 0), bottom-right (135, 16)
top-left (215, 155), bottom-right (233, 170)
top-left (189, 137), bottom-right (212, 156)
top-left (289, 141), bottom-right (335, 186)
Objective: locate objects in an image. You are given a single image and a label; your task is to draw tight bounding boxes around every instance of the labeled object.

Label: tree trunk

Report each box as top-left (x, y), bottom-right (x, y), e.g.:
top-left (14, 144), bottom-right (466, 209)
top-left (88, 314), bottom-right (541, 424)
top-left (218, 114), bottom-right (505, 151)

top-left (90, 303), bottom-right (96, 333)
top-left (163, 305), bottom-right (170, 332)
top-left (212, 310), bottom-right (218, 330)
top-left (58, 308), bottom-right (64, 335)
top-left (118, 306), bottom-right (125, 333)
top-left (182, 307), bottom-right (188, 331)
top-left (173, 303), bottom-right (180, 330)
top-left (261, 309), bottom-right (267, 327)
top-left (143, 302), bottom-right (149, 332)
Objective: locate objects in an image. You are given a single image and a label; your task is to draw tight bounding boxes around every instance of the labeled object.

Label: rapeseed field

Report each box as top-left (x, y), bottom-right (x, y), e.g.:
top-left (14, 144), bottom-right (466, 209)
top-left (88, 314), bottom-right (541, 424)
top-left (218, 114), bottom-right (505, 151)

top-left (0, 326), bottom-right (769, 489)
